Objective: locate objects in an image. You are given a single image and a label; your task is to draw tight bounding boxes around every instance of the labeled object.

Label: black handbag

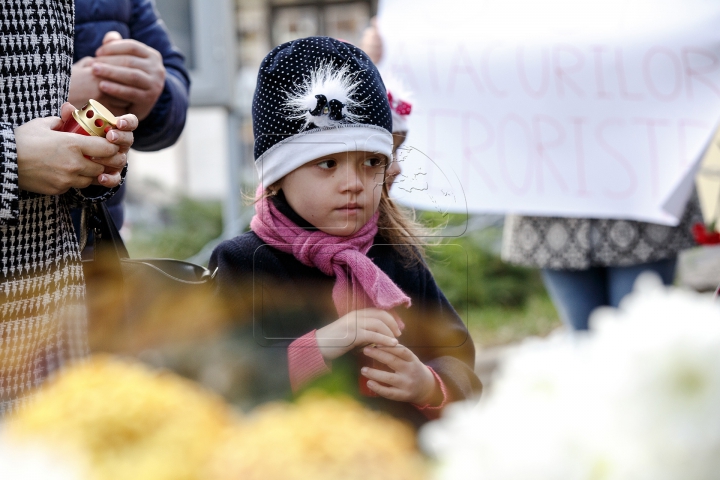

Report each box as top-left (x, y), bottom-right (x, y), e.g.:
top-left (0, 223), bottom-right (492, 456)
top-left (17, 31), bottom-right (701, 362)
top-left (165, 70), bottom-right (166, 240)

top-left (82, 202), bottom-right (219, 353)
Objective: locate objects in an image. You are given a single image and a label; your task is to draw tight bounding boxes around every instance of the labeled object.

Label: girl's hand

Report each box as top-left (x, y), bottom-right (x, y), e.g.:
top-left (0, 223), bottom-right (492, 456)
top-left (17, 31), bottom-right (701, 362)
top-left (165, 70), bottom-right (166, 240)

top-left (316, 308), bottom-right (402, 362)
top-left (361, 344), bottom-right (443, 406)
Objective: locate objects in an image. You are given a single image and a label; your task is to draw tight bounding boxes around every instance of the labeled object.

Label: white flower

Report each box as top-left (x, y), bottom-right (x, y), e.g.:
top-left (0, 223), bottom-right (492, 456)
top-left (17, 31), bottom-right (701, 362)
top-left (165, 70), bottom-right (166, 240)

top-left (0, 436), bottom-right (86, 480)
top-left (422, 275), bottom-right (720, 480)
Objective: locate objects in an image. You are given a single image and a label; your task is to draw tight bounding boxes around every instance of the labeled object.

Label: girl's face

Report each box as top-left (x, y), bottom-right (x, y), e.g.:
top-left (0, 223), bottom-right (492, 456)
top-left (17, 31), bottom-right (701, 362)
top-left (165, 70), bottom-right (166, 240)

top-left (278, 150), bottom-right (387, 236)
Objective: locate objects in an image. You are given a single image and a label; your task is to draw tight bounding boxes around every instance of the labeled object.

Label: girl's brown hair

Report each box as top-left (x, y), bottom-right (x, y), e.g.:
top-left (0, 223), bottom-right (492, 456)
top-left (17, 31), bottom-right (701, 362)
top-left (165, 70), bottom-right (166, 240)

top-left (376, 183), bottom-right (429, 266)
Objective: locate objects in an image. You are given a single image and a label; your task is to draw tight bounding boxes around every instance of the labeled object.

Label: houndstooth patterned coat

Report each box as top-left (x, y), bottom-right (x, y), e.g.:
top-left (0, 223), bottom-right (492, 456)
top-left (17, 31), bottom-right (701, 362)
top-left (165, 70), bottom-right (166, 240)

top-left (0, 0), bottom-right (119, 416)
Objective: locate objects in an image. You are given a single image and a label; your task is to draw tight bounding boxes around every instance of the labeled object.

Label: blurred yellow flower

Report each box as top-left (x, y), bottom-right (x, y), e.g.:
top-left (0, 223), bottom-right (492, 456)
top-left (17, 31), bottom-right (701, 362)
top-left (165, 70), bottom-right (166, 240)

top-left (7, 355), bottom-right (238, 480)
top-left (6, 357), bottom-right (428, 480)
top-left (208, 392), bottom-right (428, 480)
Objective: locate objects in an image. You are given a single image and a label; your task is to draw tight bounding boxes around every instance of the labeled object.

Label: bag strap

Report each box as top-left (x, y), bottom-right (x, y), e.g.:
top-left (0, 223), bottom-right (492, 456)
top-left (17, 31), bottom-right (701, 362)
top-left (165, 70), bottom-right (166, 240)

top-left (94, 202), bottom-right (130, 260)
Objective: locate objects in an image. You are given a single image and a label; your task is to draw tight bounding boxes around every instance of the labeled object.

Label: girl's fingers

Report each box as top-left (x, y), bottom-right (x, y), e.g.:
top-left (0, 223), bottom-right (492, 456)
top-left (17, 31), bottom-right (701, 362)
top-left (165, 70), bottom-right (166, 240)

top-left (360, 332), bottom-right (397, 348)
top-left (361, 366), bottom-right (399, 386)
top-left (366, 381), bottom-right (405, 402)
top-left (364, 318), bottom-right (395, 339)
top-left (361, 308), bottom-right (401, 337)
top-left (372, 345), bottom-right (415, 362)
top-left (363, 345), bottom-right (403, 369)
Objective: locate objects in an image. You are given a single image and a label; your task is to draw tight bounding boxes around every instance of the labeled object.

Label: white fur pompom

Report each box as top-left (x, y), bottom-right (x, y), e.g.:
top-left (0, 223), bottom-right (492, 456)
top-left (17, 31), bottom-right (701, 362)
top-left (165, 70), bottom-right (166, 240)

top-left (284, 60), bottom-right (366, 129)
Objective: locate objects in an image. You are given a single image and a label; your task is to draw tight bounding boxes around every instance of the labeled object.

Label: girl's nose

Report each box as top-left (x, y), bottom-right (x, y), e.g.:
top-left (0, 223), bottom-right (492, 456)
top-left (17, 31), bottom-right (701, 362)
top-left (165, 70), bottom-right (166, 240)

top-left (341, 164), bottom-right (365, 194)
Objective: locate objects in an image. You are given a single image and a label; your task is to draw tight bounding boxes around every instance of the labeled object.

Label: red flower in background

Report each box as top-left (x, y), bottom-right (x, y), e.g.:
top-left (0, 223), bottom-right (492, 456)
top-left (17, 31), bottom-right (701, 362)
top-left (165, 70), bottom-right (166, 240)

top-left (692, 222), bottom-right (720, 245)
top-left (387, 91), bottom-right (412, 116)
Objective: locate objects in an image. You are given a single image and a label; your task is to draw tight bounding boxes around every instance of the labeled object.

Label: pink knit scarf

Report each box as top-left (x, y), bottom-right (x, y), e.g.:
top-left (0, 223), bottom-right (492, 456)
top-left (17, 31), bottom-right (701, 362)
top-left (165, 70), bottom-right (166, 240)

top-left (250, 189), bottom-right (411, 317)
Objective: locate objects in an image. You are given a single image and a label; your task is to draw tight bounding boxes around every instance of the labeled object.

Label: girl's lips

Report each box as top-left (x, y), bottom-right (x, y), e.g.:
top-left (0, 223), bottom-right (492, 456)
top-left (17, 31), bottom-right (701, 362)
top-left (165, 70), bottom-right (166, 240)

top-left (336, 204), bottom-right (361, 215)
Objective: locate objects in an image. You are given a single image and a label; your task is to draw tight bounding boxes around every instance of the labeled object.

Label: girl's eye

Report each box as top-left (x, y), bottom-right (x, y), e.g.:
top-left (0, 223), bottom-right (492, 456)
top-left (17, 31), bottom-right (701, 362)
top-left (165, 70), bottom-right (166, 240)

top-left (317, 159), bottom-right (337, 169)
top-left (364, 157), bottom-right (385, 168)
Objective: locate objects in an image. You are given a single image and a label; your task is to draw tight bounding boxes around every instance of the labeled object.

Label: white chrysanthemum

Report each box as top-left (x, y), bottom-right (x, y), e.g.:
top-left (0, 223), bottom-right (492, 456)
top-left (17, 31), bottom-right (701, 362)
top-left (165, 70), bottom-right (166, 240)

top-left (284, 60), bottom-right (366, 129)
top-left (0, 436), bottom-right (86, 480)
top-left (422, 274), bottom-right (720, 480)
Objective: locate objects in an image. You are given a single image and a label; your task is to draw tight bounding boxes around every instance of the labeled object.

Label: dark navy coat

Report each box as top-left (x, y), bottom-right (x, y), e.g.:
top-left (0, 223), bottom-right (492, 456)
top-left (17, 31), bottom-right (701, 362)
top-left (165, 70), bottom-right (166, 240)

top-left (209, 195), bottom-right (482, 427)
top-left (73, 0), bottom-right (191, 227)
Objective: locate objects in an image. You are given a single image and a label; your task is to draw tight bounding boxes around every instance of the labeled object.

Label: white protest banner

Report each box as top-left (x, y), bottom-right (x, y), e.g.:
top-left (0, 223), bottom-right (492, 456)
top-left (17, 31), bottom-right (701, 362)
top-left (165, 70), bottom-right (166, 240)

top-left (377, 0), bottom-right (720, 225)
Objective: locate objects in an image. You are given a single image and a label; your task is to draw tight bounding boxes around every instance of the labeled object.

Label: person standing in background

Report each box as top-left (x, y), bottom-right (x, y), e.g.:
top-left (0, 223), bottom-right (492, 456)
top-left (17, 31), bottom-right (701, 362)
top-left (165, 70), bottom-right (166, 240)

top-left (70, 0), bottom-right (191, 230)
top-left (501, 209), bottom-right (700, 331)
top-left (359, 19), bottom-right (413, 188)
top-left (360, 17), bottom-right (701, 332)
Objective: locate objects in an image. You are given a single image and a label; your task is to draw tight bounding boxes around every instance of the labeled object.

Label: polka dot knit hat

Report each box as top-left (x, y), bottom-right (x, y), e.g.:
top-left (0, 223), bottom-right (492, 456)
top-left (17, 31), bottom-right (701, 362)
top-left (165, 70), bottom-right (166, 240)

top-left (252, 36), bottom-right (393, 188)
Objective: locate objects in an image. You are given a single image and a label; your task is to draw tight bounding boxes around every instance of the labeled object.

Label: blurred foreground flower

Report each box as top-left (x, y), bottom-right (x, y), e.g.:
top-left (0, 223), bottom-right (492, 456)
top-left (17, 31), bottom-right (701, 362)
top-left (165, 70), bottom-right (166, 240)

top-left (3, 356), bottom-right (428, 480)
top-left (6, 355), bottom-right (238, 480)
top-left (209, 392), bottom-right (428, 480)
top-left (422, 275), bottom-right (720, 480)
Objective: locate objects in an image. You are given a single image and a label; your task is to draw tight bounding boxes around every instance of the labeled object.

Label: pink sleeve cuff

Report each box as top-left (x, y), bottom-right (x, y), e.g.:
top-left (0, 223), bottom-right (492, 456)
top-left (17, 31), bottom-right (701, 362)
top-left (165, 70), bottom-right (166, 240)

top-left (413, 366), bottom-right (451, 420)
top-left (288, 330), bottom-right (331, 392)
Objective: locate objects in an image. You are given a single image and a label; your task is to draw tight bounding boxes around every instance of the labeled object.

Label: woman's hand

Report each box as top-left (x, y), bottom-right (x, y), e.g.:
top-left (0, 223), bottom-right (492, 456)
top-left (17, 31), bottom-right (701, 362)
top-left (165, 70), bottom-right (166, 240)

top-left (15, 103), bottom-right (137, 194)
top-left (68, 56), bottom-right (131, 115)
top-left (92, 31), bottom-right (166, 121)
top-left (316, 308), bottom-right (402, 362)
top-left (361, 344), bottom-right (443, 406)
top-left (60, 103), bottom-right (139, 186)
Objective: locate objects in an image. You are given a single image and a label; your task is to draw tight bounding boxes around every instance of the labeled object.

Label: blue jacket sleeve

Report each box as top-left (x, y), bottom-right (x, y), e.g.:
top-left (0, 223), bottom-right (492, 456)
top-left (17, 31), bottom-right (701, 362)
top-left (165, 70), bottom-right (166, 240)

top-left (128, 0), bottom-right (190, 151)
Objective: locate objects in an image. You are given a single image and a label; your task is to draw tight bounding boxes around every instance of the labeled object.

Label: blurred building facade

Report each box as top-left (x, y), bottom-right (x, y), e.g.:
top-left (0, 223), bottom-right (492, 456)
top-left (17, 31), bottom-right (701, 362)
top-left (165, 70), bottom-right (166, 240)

top-left (127, 0), bottom-right (377, 239)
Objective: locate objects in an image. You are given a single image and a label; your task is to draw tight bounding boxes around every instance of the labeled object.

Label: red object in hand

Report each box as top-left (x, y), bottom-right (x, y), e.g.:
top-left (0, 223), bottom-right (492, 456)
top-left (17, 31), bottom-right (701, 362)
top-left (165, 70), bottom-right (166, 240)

top-left (62, 114), bottom-right (93, 137)
top-left (61, 100), bottom-right (117, 159)
top-left (61, 99), bottom-right (117, 138)
top-left (692, 222), bottom-right (720, 245)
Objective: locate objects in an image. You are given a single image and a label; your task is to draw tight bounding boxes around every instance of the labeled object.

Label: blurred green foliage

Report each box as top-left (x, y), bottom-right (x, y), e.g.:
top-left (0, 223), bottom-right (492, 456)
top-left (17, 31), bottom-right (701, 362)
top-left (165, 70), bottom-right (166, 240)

top-left (126, 198), bottom-right (223, 261)
top-left (420, 213), bottom-right (561, 346)
top-left (422, 213), bottom-right (546, 310)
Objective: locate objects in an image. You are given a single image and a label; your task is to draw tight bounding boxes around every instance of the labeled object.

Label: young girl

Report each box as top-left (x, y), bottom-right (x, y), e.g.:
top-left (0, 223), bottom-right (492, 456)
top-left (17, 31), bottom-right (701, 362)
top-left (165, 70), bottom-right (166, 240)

top-left (210, 36), bottom-right (481, 426)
